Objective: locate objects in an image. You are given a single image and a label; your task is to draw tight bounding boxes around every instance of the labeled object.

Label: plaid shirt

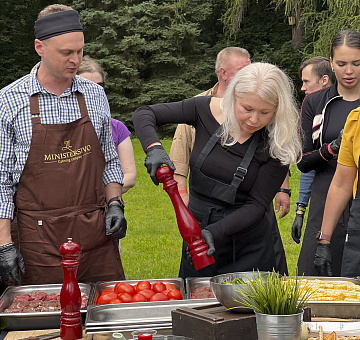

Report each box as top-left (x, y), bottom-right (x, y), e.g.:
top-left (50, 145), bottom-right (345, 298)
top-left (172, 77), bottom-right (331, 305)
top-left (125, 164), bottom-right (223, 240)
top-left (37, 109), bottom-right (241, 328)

top-left (0, 63), bottom-right (123, 219)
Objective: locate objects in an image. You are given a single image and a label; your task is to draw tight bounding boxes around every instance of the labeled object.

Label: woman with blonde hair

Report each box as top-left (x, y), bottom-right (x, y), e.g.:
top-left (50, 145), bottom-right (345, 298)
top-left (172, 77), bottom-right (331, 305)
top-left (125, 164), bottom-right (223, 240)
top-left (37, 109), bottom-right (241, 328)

top-left (78, 56), bottom-right (136, 193)
top-left (133, 62), bottom-right (301, 278)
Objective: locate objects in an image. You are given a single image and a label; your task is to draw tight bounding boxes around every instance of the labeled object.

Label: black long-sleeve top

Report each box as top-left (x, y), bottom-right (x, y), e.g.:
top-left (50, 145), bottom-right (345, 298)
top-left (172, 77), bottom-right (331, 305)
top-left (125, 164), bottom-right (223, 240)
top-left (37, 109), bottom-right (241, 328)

top-left (132, 96), bottom-right (289, 241)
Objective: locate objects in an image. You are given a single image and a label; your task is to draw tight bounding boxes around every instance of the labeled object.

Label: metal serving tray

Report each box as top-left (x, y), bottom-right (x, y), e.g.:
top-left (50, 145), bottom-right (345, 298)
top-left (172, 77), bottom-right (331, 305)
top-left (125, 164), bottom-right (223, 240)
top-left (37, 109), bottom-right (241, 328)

top-left (284, 276), bottom-right (360, 318)
top-left (92, 278), bottom-right (185, 305)
top-left (185, 277), bottom-right (216, 301)
top-left (85, 299), bottom-right (219, 334)
top-left (0, 283), bottom-right (93, 330)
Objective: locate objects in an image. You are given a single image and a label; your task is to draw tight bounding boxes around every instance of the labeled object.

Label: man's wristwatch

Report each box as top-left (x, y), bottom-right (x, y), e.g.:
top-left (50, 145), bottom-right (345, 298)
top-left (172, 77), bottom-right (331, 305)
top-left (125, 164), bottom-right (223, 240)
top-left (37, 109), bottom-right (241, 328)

top-left (316, 231), bottom-right (331, 242)
top-left (278, 188), bottom-right (291, 197)
top-left (107, 196), bottom-right (125, 209)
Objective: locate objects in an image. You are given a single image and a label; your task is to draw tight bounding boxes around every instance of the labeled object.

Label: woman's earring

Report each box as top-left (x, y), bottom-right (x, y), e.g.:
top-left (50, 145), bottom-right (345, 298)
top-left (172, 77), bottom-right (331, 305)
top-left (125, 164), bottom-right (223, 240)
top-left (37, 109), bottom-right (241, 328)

top-left (331, 68), bottom-right (334, 72)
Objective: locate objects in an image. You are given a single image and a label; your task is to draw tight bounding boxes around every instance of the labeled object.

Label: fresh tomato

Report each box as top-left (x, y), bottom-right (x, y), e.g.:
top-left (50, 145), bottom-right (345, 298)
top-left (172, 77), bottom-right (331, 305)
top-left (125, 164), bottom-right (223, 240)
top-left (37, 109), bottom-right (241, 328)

top-left (101, 288), bottom-right (115, 295)
top-left (115, 282), bottom-right (136, 296)
top-left (98, 291), bottom-right (118, 305)
top-left (152, 282), bottom-right (166, 293)
top-left (132, 293), bottom-right (148, 302)
top-left (136, 280), bottom-right (151, 292)
top-left (150, 293), bottom-right (169, 302)
top-left (118, 293), bottom-right (133, 303)
top-left (138, 289), bottom-right (156, 300)
top-left (167, 289), bottom-right (183, 300)
top-left (109, 298), bottom-right (122, 304)
top-left (165, 283), bottom-right (176, 290)
top-left (114, 282), bottom-right (124, 294)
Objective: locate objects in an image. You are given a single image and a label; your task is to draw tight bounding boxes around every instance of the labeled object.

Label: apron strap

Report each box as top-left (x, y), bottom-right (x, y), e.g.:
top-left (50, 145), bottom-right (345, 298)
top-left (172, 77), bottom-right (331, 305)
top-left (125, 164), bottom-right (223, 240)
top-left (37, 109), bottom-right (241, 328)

top-left (76, 91), bottom-right (89, 118)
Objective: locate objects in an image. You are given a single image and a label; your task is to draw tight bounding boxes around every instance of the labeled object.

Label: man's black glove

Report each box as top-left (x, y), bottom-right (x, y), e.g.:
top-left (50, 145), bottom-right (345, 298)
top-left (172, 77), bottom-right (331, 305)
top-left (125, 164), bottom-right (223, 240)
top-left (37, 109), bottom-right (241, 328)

top-left (314, 243), bottom-right (332, 276)
top-left (329, 129), bottom-right (343, 154)
top-left (145, 145), bottom-right (175, 185)
top-left (291, 204), bottom-right (306, 244)
top-left (0, 243), bottom-right (25, 283)
top-left (105, 204), bottom-right (127, 239)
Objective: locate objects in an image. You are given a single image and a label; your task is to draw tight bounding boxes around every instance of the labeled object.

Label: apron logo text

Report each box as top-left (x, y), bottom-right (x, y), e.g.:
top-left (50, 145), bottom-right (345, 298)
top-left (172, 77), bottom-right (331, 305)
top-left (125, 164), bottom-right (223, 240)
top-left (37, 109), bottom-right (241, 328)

top-left (44, 140), bottom-right (92, 164)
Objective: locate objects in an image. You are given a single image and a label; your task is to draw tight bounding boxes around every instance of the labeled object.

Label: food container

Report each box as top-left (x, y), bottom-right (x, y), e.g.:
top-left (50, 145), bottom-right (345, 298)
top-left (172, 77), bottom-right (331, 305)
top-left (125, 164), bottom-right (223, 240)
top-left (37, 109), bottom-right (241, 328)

top-left (283, 276), bottom-right (360, 318)
top-left (0, 283), bottom-right (93, 330)
top-left (210, 271), bottom-right (270, 312)
top-left (185, 277), bottom-right (216, 300)
top-left (92, 278), bottom-right (185, 305)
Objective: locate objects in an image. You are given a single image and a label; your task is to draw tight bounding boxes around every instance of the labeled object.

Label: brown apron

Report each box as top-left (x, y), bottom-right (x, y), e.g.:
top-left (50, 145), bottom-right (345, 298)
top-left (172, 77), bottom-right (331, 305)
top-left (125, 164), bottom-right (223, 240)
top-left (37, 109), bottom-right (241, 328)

top-left (14, 92), bottom-right (124, 285)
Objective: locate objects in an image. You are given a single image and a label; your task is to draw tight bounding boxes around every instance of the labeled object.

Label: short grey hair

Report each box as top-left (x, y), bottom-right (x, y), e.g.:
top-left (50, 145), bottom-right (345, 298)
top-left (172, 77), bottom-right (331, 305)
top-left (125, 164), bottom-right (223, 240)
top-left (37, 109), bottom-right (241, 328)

top-left (215, 47), bottom-right (251, 76)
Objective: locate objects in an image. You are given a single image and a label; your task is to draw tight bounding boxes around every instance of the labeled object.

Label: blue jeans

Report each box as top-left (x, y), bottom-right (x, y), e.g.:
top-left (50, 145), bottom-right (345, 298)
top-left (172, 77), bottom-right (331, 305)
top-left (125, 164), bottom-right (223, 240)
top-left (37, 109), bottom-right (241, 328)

top-left (297, 170), bottom-right (315, 207)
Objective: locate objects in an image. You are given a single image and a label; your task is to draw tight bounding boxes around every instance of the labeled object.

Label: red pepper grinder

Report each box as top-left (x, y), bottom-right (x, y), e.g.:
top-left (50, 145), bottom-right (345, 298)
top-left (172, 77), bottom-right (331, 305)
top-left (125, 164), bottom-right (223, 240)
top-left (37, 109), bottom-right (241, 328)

top-left (156, 166), bottom-right (215, 270)
top-left (60, 238), bottom-right (82, 340)
top-left (138, 334), bottom-right (153, 340)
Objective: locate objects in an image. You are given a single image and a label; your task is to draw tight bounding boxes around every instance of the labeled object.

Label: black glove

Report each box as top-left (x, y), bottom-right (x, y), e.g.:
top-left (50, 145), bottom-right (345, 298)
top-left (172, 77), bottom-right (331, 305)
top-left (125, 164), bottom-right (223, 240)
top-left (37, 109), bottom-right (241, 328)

top-left (291, 204), bottom-right (306, 244)
top-left (105, 204), bottom-right (127, 239)
top-left (314, 243), bottom-right (332, 276)
top-left (201, 229), bottom-right (215, 256)
top-left (329, 129), bottom-right (343, 154)
top-left (0, 243), bottom-right (25, 283)
top-left (145, 145), bottom-right (175, 185)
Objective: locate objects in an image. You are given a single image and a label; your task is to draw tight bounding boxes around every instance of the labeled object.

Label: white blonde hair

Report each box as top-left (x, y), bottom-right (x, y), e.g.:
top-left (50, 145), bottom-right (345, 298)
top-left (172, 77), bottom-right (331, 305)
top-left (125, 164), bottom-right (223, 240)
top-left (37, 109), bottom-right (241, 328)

top-left (220, 62), bottom-right (302, 165)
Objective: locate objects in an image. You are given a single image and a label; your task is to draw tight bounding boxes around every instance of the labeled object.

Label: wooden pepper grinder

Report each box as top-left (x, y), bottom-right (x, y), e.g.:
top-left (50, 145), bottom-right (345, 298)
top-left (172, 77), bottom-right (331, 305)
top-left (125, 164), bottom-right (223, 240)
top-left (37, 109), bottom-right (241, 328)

top-left (60, 238), bottom-right (82, 340)
top-left (156, 166), bottom-right (215, 270)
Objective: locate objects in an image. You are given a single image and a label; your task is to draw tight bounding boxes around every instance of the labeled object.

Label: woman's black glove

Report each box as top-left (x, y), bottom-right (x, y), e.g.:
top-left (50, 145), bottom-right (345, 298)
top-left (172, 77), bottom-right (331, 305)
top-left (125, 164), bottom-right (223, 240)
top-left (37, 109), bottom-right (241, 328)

top-left (105, 204), bottom-right (127, 239)
top-left (314, 243), bottom-right (332, 276)
top-left (0, 243), bottom-right (25, 282)
top-left (291, 204), bottom-right (306, 244)
top-left (186, 229), bottom-right (216, 266)
top-left (145, 145), bottom-right (175, 185)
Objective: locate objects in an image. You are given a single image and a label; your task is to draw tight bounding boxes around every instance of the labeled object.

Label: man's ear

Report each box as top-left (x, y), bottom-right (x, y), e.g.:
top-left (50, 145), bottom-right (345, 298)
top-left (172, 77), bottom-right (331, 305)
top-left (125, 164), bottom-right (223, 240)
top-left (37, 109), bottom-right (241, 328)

top-left (34, 39), bottom-right (44, 57)
top-left (322, 75), bottom-right (330, 87)
top-left (219, 67), bottom-right (227, 81)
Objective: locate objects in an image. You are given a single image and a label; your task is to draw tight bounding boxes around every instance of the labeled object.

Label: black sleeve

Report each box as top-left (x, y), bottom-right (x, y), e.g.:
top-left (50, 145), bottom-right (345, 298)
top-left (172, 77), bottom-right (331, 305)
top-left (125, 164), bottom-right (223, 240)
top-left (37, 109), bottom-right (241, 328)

top-left (297, 96), bottom-right (331, 173)
top-left (206, 157), bottom-right (289, 241)
top-left (132, 97), bottom-right (208, 151)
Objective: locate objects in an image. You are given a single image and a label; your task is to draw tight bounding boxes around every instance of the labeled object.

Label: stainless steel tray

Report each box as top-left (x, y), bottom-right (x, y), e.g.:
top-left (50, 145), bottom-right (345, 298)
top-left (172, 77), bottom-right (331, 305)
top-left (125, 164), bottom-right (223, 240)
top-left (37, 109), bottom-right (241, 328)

top-left (92, 278), bottom-right (185, 305)
top-left (284, 276), bottom-right (360, 318)
top-left (0, 283), bottom-right (93, 330)
top-left (85, 299), bottom-right (218, 333)
top-left (185, 277), bottom-right (216, 302)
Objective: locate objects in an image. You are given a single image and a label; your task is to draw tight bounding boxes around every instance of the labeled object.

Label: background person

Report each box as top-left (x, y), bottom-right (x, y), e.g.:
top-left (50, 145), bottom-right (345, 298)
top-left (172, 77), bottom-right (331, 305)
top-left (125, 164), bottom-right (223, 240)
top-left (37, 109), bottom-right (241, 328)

top-left (170, 46), bottom-right (290, 274)
top-left (133, 62), bottom-right (301, 279)
top-left (297, 30), bottom-right (360, 276)
top-left (292, 56), bottom-right (335, 244)
top-left (0, 4), bottom-right (126, 286)
top-left (77, 55), bottom-right (136, 194)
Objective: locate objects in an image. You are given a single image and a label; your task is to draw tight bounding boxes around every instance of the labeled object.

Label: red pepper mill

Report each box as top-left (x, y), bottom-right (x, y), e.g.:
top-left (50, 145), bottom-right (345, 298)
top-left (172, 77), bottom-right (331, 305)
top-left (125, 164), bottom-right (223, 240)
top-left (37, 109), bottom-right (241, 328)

top-left (60, 238), bottom-right (82, 340)
top-left (156, 166), bottom-right (215, 270)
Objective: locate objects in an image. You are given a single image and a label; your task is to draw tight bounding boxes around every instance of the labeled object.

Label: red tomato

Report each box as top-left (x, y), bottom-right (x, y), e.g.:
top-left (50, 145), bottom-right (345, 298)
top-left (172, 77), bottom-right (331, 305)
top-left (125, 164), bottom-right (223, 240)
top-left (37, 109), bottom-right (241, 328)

top-left (152, 282), bottom-right (166, 293)
top-left (165, 283), bottom-right (176, 290)
top-left (114, 282), bottom-right (124, 293)
top-left (98, 291), bottom-right (118, 305)
top-left (132, 293), bottom-right (148, 302)
top-left (136, 280), bottom-right (151, 292)
top-left (115, 282), bottom-right (136, 296)
top-left (118, 293), bottom-right (133, 303)
top-left (109, 298), bottom-right (122, 304)
top-left (167, 289), bottom-right (183, 300)
top-left (138, 289), bottom-right (155, 300)
top-left (102, 288), bottom-right (115, 294)
top-left (150, 293), bottom-right (169, 302)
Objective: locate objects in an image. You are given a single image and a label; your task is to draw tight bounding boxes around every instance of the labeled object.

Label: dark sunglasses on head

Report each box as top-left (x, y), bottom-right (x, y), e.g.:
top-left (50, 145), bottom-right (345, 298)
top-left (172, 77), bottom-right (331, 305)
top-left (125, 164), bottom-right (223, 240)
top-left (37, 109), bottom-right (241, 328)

top-left (97, 82), bottom-right (105, 88)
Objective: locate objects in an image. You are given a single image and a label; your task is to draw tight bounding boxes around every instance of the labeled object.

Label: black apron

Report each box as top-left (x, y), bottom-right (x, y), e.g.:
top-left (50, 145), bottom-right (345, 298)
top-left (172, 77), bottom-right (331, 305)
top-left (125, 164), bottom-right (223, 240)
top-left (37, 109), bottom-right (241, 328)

top-left (179, 126), bottom-right (277, 279)
top-left (341, 157), bottom-right (360, 277)
top-left (297, 159), bottom-right (350, 276)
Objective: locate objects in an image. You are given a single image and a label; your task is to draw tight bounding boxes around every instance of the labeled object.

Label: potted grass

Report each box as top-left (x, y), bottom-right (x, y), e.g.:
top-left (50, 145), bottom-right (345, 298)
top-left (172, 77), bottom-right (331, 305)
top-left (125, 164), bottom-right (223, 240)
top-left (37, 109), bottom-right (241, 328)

top-left (234, 270), bottom-right (313, 340)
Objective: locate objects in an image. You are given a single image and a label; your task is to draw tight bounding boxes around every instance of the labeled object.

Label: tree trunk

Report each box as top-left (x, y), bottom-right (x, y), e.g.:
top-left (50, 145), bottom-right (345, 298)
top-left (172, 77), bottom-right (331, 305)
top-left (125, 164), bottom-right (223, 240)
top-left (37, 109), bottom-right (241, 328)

top-left (291, 7), bottom-right (304, 46)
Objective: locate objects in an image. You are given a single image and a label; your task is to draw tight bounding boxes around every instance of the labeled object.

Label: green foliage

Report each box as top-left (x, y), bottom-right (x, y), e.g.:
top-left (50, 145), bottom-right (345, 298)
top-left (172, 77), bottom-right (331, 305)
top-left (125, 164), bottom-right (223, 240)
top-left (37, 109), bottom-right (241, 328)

top-left (234, 270), bottom-right (313, 314)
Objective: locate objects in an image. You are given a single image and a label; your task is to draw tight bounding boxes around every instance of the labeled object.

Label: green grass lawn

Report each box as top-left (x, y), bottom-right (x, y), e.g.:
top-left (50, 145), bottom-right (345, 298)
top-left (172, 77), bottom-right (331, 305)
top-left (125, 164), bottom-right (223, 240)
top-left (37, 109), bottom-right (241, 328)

top-left (121, 138), bottom-right (306, 279)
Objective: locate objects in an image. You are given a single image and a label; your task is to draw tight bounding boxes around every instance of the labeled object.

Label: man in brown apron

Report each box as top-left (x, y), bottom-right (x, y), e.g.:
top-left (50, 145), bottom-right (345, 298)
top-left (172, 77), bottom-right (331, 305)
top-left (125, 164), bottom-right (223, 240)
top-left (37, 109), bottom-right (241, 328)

top-left (0, 4), bottom-right (126, 286)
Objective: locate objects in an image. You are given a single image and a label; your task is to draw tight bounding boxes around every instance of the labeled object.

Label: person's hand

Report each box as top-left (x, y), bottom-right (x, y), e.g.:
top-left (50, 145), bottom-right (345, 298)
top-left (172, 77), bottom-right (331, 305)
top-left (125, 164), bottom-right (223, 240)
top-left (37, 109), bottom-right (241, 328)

top-left (314, 243), bottom-right (332, 276)
top-left (291, 213), bottom-right (304, 244)
top-left (105, 204), bottom-right (127, 239)
top-left (329, 129), bottom-right (343, 155)
top-left (179, 192), bottom-right (189, 207)
top-left (145, 145), bottom-right (175, 185)
top-left (201, 229), bottom-right (215, 256)
top-left (274, 192), bottom-right (290, 219)
top-left (0, 243), bottom-right (25, 283)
